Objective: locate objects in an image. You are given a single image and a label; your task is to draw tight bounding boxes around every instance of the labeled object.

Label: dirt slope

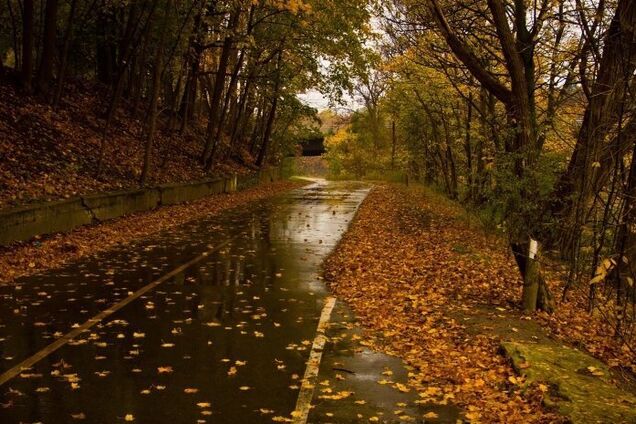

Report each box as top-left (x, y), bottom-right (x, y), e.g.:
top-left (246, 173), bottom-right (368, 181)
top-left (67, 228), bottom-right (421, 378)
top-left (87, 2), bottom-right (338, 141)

top-left (0, 77), bottom-right (250, 209)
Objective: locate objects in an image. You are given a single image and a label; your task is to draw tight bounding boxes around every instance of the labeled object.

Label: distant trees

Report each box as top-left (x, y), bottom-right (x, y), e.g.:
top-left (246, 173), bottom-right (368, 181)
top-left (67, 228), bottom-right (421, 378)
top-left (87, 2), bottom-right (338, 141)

top-left (20, 0), bottom-right (34, 91)
top-left (36, 0), bottom-right (58, 94)
top-left (0, 0), bottom-right (373, 179)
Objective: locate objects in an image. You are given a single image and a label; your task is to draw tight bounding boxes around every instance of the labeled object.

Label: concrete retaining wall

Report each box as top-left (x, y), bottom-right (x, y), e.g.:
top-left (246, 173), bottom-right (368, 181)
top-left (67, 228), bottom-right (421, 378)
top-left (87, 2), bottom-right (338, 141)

top-left (159, 178), bottom-right (227, 206)
top-left (0, 170), bottom-right (278, 246)
top-left (0, 198), bottom-right (93, 245)
top-left (236, 166), bottom-right (283, 191)
top-left (82, 188), bottom-right (161, 221)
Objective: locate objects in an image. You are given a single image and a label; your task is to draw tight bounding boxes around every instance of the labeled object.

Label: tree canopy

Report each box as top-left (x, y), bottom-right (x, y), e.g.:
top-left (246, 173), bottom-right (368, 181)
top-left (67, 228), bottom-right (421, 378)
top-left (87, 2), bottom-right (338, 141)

top-left (0, 0), bottom-right (374, 178)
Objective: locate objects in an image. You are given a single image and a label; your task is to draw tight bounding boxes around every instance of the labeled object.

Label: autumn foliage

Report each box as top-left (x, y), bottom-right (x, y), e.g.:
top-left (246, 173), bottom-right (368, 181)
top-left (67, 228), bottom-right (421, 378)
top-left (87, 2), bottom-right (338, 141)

top-left (325, 184), bottom-right (633, 422)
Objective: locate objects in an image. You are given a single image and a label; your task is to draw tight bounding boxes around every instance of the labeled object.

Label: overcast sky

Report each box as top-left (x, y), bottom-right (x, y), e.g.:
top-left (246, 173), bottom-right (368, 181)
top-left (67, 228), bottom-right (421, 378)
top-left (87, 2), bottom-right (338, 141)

top-left (298, 89), bottom-right (363, 113)
top-left (297, 89), bottom-right (331, 110)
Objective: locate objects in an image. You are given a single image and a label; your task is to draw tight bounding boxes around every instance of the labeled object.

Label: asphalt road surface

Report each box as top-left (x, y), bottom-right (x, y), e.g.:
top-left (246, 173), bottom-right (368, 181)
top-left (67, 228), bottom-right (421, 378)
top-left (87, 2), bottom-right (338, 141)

top-left (0, 181), bottom-right (459, 423)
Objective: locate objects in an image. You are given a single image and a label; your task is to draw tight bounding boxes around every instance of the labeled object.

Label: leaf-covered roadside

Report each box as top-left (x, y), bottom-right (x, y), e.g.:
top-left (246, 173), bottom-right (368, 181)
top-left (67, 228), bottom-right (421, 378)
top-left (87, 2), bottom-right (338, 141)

top-left (324, 184), bottom-right (632, 422)
top-left (0, 180), bottom-right (304, 286)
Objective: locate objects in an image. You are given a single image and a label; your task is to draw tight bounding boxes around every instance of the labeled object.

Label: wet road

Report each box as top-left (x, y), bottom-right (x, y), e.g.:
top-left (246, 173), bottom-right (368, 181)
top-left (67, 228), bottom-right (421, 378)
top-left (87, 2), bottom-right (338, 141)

top-left (0, 181), bottom-right (458, 423)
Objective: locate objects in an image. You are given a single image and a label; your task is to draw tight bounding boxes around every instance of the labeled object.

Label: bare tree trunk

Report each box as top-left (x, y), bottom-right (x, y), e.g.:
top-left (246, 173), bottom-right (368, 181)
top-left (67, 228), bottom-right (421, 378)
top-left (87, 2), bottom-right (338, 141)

top-left (202, 9), bottom-right (241, 167)
top-left (227, 76), bottom-right (253, 158)
top-left (36, 0), bottom-right (59, 95)
top-left (464, 94), bottom-right (473, 200)
top-left (21, 0), bottom-right (34, 92)
top-left (434, 146), bottom-right (453, 195)
top-left (440, 112), bottom-right (458, 199)
top-left (256, 96), bottom-right (278, 168)
top-left (7, 0), bottom-right (21, 68)
top-left (511, 239), bottom-right (554, 312)
top-left (391, 120), bottom-right (396, 169)
top-left (610, 132), bottom-right (636, 334)
top-left (256, 48), bottom-right (283, 168)
top-left (249, 99), bottom-right (266, 155)
top-left (548, 0), bottom-right (636, 252)
top-left (53, 0), bottom-right (78, 108)
top-left (180, 0), bottom-right (205, 134)
top-left (168, 70), bottom-right (184, 132)
top-left (96, 4), bottom-right (116, 84)
top-left (140, 0), bottom-right (170, 186)
top-left (131, 30), bottom-right (150, 119)
top-left (211, 6), bottom-right (255, 163)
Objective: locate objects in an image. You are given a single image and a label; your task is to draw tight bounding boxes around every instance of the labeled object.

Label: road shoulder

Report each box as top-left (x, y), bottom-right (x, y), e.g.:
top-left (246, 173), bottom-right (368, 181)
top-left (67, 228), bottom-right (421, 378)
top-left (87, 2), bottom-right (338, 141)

top-left (324, 183), bottom-right (635, 423)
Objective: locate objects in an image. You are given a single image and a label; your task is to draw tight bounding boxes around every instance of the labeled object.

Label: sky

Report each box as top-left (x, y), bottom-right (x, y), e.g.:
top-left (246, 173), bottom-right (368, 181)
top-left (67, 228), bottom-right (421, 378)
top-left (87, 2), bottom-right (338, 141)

top-left (298, 89), bottom-right (363, 113)
top-left (297, 89), bottom-right (331, 110)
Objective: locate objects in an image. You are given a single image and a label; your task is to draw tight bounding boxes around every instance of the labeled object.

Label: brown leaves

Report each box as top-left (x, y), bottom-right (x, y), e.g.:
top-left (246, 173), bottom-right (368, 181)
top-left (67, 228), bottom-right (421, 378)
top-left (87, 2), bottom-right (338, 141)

top-left (317, 390), bottom-right (353, 400)
top-left (324, 185), bottom-right (562, 423)
top-left (157, 366), bottom-right (173, 374)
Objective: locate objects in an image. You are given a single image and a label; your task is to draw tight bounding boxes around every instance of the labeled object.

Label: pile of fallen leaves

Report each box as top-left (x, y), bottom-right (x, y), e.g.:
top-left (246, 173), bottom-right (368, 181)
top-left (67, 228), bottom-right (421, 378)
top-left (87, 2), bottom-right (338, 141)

top-left (0, 180), bottom-right (304, 286)
top-left (0, 76), bottom-right (253, 208)
top-left (325, 184), bottom-right (595, 422)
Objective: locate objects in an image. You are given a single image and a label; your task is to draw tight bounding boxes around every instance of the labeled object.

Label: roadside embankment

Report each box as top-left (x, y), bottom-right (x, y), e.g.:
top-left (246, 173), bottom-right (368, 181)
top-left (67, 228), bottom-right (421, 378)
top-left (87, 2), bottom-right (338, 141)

top-left (324, 184), bottom-right (635, 423)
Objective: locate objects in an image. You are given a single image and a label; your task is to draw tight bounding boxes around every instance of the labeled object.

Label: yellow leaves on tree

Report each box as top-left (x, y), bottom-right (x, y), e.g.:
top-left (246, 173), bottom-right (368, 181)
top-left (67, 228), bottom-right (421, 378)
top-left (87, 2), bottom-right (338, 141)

top-left (266, 0), bottom-right (312, 15)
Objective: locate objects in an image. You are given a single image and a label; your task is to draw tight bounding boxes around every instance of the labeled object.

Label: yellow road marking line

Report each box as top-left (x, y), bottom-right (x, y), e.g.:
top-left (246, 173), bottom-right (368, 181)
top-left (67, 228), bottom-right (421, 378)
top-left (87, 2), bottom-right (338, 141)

top-left (0, 239), bottom-right (232, 387)
top-left (292, 296), bottom-right (337, 424)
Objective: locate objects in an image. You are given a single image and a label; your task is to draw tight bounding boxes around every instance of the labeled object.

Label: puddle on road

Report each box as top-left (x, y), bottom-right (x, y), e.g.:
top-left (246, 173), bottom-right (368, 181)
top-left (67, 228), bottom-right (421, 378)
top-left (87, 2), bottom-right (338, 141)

top-left (0, 181), bottom-right (458, 423)
top-left (309, 303), bottom-right (462, 424)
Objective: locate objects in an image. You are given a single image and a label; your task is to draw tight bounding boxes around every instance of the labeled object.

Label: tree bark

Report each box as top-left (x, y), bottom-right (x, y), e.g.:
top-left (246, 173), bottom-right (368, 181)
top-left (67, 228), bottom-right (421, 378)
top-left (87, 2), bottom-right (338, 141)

top-left (53, 0), bottom-right (78, 107)
top-left (391, 120), bottom-right (396, 169)
top-left (611, 136), bottom-right (636, 333)
top-left (256, 47), bottom-right (284, 168)
top-left (547, 0), bottom-right (636, 253)
top-left (140, 0), bottom-right (170, 186)
top-left (202, 9), bottom-right (241, 167)
top-left (36, 0), bottom-right (59, 95)
top-left (21, 0), bottom-right (34, 92)
top-left (464, 95), bottom-right (473, 200)
top-left (179, 0), bottom-right (206, 133)
top-left (7, 0), bottom-right (21, 69)
top-left (439, 111), bottom-right (458, 199)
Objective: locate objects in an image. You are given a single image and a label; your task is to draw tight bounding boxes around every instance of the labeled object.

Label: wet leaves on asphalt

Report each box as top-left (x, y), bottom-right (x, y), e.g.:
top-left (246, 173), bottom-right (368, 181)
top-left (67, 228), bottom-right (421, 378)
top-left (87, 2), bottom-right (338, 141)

top-left (0, 183), bottom-right (419, 423)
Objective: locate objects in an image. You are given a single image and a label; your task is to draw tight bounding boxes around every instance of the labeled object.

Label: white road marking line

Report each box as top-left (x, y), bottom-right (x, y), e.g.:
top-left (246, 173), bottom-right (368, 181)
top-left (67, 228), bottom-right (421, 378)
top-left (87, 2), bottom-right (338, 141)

top-left (0, 239), bottom-right (233, 387)
top-left (292, 296), bottom-right (337, 424)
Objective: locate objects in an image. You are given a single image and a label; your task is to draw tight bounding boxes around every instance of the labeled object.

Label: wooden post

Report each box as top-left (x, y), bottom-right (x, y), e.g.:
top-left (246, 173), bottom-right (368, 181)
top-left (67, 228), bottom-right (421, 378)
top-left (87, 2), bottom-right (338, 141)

top-left (522, 238), bottom-right (540, 312)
